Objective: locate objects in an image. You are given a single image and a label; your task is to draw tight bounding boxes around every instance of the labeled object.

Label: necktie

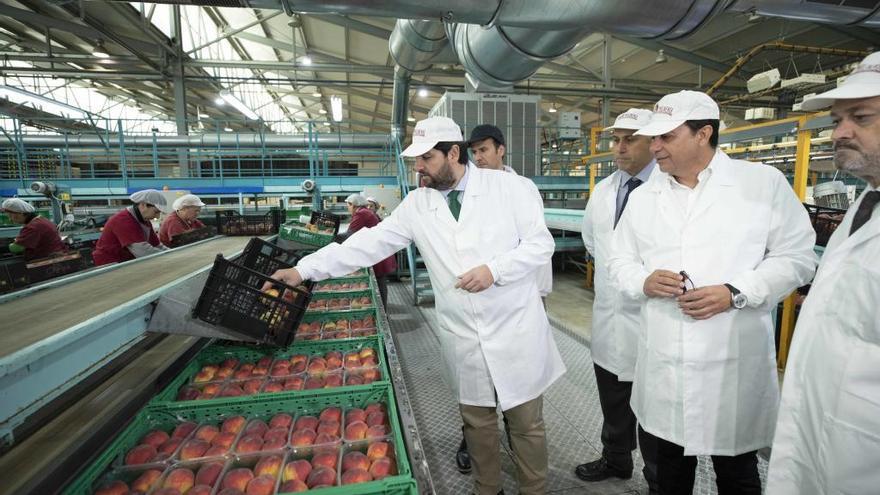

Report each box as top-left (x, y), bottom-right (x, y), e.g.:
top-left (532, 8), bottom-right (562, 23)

top-left (447, 189), bottom-right (462, 221)
top-left (850, 190), bottom-right (880, 236)
top-left (614, 177), bottom-right (643, 228)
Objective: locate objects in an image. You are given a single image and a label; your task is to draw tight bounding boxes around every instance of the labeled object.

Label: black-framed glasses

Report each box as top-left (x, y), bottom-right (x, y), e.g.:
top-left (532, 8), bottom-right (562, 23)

top-left (680, 270), bottom-right (696, 292)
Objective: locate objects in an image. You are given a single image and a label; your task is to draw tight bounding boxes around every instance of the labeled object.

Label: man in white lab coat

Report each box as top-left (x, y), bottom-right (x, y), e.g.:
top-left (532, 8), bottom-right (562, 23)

top-left (767, 51), bottom-right (880, 495)
top-left (266, 116), bottom-right (566, 495)
top-left (578, 108), bottom-right (658, 491)
top-left (609, 90), bottom-right (818, 494)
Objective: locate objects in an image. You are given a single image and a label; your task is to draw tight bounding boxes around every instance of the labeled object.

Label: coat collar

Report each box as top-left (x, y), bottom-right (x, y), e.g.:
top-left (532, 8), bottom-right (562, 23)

top-left (425, 162), bottom-right (483, 211)
top-left (825, 187), bottom-right (880, 256)
top-left (645, 150), bottom-right (735, 193)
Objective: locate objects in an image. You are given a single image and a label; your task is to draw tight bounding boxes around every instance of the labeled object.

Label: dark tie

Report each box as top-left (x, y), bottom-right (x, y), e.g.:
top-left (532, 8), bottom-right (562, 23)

top-left (614, 177), bottom-right (643, 228)
top-left (850, 190), bottom-right (880, 236)
top-left (447, 190), bottom-right (462, 221)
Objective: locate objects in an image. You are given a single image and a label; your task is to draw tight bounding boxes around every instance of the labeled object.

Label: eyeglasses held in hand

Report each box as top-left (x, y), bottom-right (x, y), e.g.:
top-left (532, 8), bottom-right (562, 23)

top-left (680, 270), bottom-right (696, 293)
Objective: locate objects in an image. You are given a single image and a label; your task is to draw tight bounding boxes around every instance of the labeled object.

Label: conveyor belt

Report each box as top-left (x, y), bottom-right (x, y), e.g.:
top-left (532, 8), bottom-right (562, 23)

top-left (0, 236), bottom-right (249, 359)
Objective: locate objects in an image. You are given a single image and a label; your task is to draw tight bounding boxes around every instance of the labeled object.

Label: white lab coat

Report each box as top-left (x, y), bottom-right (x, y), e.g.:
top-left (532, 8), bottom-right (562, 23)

top-left (504, 165), bottom-right (553, 296)
top-left (296, 163), bottom-right (566, 410)
top-left (582, 167), bottom-right (657, 380)
top-left (767, 186), bottom-right (880, 494)
top-left (608, 151), bottom-right (818, 455)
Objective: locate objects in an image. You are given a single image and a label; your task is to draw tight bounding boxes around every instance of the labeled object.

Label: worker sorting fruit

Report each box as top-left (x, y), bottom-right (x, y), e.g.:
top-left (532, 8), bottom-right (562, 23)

top-left (1, 197), bottom-right (68, 260)
top-left (93, 189), bottom-right (168, 266)
top-left (159, 193), bottom-right (207, 245)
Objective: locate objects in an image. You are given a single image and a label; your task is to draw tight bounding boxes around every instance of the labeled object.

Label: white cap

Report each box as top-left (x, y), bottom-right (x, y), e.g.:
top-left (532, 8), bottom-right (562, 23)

top-left (603, 108), bottom-right (653, 131)
top-left (2, 198), bottom-right (35, 213)
top-left (400, 116), bottom-right (464, 157)
top-left (801, 52), bottom-right (880, 111)
top-left (345, 193), bottom-right (368, 207)
top-left (129, 189), bottom-right (170, 212)
top-left (173, 193), bottom-right (205, 211)
top-left (635, 90), bottom-right (720, 137)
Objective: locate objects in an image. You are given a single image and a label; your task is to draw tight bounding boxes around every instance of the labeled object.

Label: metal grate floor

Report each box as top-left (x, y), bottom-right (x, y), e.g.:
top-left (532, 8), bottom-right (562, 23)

top-left (386, 282), bottom-right (767, 494)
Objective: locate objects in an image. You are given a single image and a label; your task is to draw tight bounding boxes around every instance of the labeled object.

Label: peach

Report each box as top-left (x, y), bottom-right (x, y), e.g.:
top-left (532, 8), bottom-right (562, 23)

top-left (193, 369), bottom-right (215, 383)
top-left (222, 358), bottom-right (239, 369)
top-left (243, 379), bottom-right (262, 395)
top-left (294, 416), bottom-right (318, 431)
top-left (239, 363), bottom-right (255, 372)
top-left (125, 444), bottom-right (157, 465)
top-left (204, 445), bottom-right (228, 457)
top-left (195, 425), bottom-right (219, 443)
top-left (283, 376), bottom-right (304, 391)
top-left (262, 436), bottom-right (287, 451)
top-left (369, 457), bottom-right (395, 480)
top-left (270, 366), bottom-right (290, 378)
top-left (220, 384), bottom-right (244, 397)
top-left (319, 407), bottom-right (342, 424)
top-left (342, 451), bottom-right (370, 472)
top-left (217, 489), bottom-right (246, 495)
top-left (278, 479), bottom-right (308, 492)
top-left (246, 475), bottom-right (275, 495)
top-left (177, 387), bottom-right (200, 401)
top-left (361, 368), bottom-right (380, 382)
top-left (157, 437), bottom-right (183, 457)
top-left (343, 353), bottom-right (361, 369)
top-left (307, 358), bottom-right (327, 376)
top-left (366, 424), bottom-right (388, 440)
top-left (252, 366), bottom-right (269, 377)
top-left (324, 374), bottom-right (343, 388)
top-left (254, 455), bottom-right (283, 478)
top-left (195, 462), bottom-right (224, 486)
top-left (152, 488), bottom-right (182, 495)
top-left (289, 355), bottom-right (308, 373)
top-left (304, 377), bottom-right (324, 389)
top-left (359, 349), bottom-right (376, 362)
top-left (325, 352), bottom-right (343, 369)
top-left (141, 430), bottom-right (170, 448)
top-left (130, 469), bottom-right (163, 492)
top-left (341, 467), bottom-right (372, 485)
top-left (222, 468), bottom-right (255, 492)
top-left (345, 374), bottom-right (365, 386)
top-left (306, 466), bottom-right (336, 488)
top-left (265, 427), bottom-right (289, 440)
top-left (212, 431), bottom-right (237, 450)
top-left (366, 442), bottom-right (390, 461)
top-left (366, 411), bottom-right (386, 427)
top-left (263, 381), bottom-right (284, 393)
top-left (314, 433), bottom-right (338, 446)
top-left (179, 439), bottom-right (210, 460)
top-left (317, 420), bottom-right (340, 437)
top-left (245, 420), bottom-right (269, 437)
top-left (269, 414), bottom-right (293, 430)
top-left (215, 367), bottom-right (233, 380)
top-left (188, 485), bottom-right (213, 495)
top-left (344, 421), bottom-right (368, 441)
top-left (222, 416), bottom-right (246, 434)
top-left (94, 480), bottom-right (128, 495)
top-left (257, 356), bottom-right (273, 368)
top-left (345, 408), bottom-right (366, 426)
top-left (234, 369), bottom-right (252, 380)
top-left (236, 434), bottom-right (263, 454)
top-left (290, 428), bottom-right (316, 447)
top-left (163, 468), bottom-right (194, 493)
top-left (311, 452), bottom-right (337, 470)
top-left (282, 459), bottom-right (312, 482)
top-left (365, 403), bottom-right (386, 415)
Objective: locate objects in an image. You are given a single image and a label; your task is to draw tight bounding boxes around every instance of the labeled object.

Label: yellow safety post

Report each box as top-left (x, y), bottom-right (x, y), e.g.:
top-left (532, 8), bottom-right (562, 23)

top-left (778, 115), bottom-right (812, 371)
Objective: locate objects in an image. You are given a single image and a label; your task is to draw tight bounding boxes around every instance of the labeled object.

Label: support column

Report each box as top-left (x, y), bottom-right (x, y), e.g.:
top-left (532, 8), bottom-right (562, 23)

top-left (172, 5), bottom-right (189, 177)
top-left (601, 34), bottom-right (611, 128)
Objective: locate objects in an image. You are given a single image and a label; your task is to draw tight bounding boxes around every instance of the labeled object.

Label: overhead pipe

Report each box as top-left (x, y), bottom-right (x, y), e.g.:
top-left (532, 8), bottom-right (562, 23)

top-left (390, 66), bottom-right (412, 142)
top-left (14, 134), bottom-right (389, 149)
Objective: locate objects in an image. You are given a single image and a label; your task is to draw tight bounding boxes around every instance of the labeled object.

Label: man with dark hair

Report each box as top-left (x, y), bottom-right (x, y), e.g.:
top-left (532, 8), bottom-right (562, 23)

top-left (267, 116), bottom-right (565, 495)
top-left (609, 90), bottom-right (818, 494)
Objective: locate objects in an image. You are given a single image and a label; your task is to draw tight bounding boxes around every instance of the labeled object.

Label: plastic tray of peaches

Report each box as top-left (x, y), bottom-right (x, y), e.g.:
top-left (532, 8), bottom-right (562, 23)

top-left (68, 385), bottom-right (416, 495)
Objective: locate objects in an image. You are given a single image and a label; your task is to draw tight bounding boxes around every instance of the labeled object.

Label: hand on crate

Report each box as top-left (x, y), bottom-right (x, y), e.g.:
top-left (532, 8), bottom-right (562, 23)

top-left (455, 264), bottom-right (494, 293)
top-left (262, 267), bottom-right (304, 294)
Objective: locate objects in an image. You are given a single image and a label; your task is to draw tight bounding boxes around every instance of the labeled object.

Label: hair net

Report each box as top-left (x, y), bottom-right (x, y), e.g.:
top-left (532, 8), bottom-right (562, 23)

top-left (366, 196), bottom-right (379, 205)
top-left (2, 198), bottom-right (36, 213)
top-left (129, 189), bottom-right (169, 211)
top-left (345, 193), bottom-right (368, 207)
top-left (173, 194), bottom-right (206, 211)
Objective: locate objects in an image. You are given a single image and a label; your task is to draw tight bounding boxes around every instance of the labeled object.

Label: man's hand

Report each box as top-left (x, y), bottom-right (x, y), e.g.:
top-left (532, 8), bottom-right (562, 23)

top-left (677, 285), bottom-right (732, 320)
top-left (643, 270), bottom-right (684, 298)
top-left (261, 267), bottom-right (303, 293)
top-left (455, 264), bottom-right (494, 293)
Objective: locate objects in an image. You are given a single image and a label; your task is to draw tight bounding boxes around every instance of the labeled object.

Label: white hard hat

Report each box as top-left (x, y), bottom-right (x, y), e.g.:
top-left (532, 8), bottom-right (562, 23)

top-left (173, 194), bottom-right (206, 211)
top-left (129, 189), bottom-right (170, 212)
top-left (345, 193), bottom-right (368, 207)
top-left (401, 116), bottom-right (464, 157)
top-left (635, 90), bottom-right (720, 137)
top-left (603, 108), bottom-right (653, 132)
top-left (801, 51), bottom-right (880, 111)
top-left (2, 198), bottom-right (35, 213)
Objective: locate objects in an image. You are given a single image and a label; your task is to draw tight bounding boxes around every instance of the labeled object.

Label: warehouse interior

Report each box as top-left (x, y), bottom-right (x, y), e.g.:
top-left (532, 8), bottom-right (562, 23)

top-left (0, 0), bottom-right (877, 494)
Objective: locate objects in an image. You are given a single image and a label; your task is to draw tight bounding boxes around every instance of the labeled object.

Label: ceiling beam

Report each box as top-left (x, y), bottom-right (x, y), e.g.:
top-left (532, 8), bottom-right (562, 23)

top-left (310, 14), bottom-right (392, 39)
top-left (616, 35), bottom-right (750, 79)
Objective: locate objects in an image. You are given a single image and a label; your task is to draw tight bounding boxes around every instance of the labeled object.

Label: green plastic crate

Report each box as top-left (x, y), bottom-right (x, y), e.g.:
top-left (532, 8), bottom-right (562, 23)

top-left (308, 289), bottom-right (375, 313)
top-left (279, 221), bottom-right (336, 248)
top-left (313, 276), bottom-right (371, 293)
top-left (294, 309), bottom-right (382, 342)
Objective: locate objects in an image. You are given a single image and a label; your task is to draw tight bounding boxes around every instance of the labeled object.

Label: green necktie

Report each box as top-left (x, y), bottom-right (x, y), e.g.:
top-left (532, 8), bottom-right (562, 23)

top-left (447, 190), bottom-right (461, 221)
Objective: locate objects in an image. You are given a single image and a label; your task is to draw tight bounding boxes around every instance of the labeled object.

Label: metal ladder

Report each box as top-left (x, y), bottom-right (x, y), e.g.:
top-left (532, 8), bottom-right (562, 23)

top-left (392, 137), bottom-right (434, 305)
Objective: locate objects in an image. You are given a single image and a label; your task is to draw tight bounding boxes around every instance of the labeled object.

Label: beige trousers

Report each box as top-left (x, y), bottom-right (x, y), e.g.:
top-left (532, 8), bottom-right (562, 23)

top-left (459, 395), bottom-right (548, 495)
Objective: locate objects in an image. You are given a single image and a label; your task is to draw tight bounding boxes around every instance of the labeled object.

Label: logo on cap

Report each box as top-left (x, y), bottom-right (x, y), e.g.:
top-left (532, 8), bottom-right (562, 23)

top-left (414, 129), bottom-right (426, 137)
top-left (654, 104), bottom-right (674, 116)
top-left (853, 63), bottom-right (880, 75)
top-left (619, 112), bottom-right (639, 120)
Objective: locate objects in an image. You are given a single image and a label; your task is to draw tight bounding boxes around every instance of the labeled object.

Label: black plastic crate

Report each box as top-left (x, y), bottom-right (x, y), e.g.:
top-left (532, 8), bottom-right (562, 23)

top-left (193, 254), bottom-right (314, 346)
top-left (0, 257), bottom-right (28, 293)
top-left (215, 210), bottom-right (282, 236)
top-left (166, 226), bottom-right (215, 248)
top-left (238, 237), bottom-right (303, 275)
top-left (310, 210), bottom-right (342, 236)
top-left (26, 248), bottom-right (93, 284)
top-left (804, 203), bottom-right (846, 247)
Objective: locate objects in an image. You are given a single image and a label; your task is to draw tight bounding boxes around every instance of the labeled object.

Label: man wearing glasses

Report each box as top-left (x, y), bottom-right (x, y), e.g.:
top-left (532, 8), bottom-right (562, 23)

top-left (608, 91), bottom-right (817, 494)
top-left (577, 109), bottom-right (658, 491)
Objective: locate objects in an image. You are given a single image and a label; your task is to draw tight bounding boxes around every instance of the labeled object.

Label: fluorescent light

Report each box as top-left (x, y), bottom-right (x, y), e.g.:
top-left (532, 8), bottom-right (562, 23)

top-left (301, 55), bottom-right (312, 66)
top-left (323, 122), bottom-right (331, 126)
top-left (319, 109), bottom-right (327, 114)
top-left (417, 87), bottom-right (428, 97)
top-left (219, 90), bottom-right (260, 120)
top-left (92, 41), bottom-right (109, 58)
top-left (330, 95), bottom-right (343, 122)
top-left (312, 92), bottom-right (322, 98)
top-left (0, 85), bottom-right (88, 119)
top-left (198, 113), bottom-right (209, 118)
top-left (215, 96), bottom-right (225, 105)
top-left (224, 127), bottom-right (233, 132)
top-left (548, 106), bottom-right (557, 113)
top-left (407, 115), bottom-right (415, 122)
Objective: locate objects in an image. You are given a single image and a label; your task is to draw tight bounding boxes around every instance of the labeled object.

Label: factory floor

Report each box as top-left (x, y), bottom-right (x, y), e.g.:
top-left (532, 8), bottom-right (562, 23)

top-left (385, 269), bottom-right (768, 495)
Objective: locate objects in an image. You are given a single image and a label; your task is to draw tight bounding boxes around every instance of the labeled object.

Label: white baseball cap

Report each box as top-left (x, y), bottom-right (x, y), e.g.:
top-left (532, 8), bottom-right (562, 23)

top-left (2, 198), bottom-right (35, 213)
top-left (635, 90), bottom-right (720, 137)
top-left (801, 51), bottom-right (880, 111)
top-left (400, 116), bottom-right (464, 157)
top-left (173, 194), bottom-right (205, 211)
top-left (603, 108), bottom-right (653, 131)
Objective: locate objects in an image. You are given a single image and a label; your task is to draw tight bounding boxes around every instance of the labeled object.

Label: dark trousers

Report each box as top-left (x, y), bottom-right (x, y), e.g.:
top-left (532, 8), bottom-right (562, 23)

top-left (376, 275), bottom-right (388, 308)
top-left (594, 364), bottom-right (658, 488)
top-left (642, 429), bottom-right (761, 495)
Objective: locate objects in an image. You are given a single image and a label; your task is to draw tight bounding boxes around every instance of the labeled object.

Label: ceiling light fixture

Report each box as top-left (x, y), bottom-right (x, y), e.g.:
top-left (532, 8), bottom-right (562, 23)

top-left (330, 95), bottom-right (343, 122)
top-left (407, 114), bottom-right (416, 122)
top-left (219, 90), bottom-right (260, 120)
top-left (301, 55), bottom-right (312, 66)
top-left (655, 49), bottom-right (668, 64)
top-left (224, 126), bottom-right (233, 132)
top-left (91, 40), bottom-right (110, 59)
top-left (319, 108), bottom-right (327, 114)
top-left (312, 92), bottom-right (321, 98)
top-left (548, 105), bottom-right (557, 113)
top-left (215, 96), bottom-right (225, 105)
top-left (417, 87), bottom-right (429, 97)
top-left (0, 85), bottom-right (88, 119)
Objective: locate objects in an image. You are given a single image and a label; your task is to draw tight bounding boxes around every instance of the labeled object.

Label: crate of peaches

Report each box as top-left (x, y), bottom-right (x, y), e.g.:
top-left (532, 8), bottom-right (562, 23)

top-left (306, 290), bottom-right (374, 313)
top-left (294, 310), bottom-right (379, 342)
top-left (313, 277), bottom-right (371, 294)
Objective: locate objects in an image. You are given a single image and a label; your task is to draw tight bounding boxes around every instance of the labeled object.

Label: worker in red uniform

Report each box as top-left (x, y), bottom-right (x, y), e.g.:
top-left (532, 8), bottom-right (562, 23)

top-left (93, 189), bottom-right (168, 266)
top-left (342, 193), bottom-right (397, 307)
top-left (160, 194), bottom-right (207, 245)
top-left (1, 198), bottom-right (67, 260)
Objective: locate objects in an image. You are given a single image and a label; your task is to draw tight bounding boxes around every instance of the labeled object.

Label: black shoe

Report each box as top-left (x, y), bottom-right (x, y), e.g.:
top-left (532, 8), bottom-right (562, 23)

top-left (574, 457), bottom-right (632, 482)
top-left (456, 436), bottom-right (472, 474)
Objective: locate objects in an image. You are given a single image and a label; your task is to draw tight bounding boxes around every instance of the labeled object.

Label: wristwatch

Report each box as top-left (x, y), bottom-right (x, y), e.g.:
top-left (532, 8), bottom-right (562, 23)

top-left (724, 283), bottom-right (748, 309)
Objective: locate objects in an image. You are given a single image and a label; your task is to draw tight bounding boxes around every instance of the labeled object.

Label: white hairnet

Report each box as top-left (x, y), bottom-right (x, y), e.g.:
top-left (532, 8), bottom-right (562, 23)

top-left (173, 194), bottom-right (206, 211)
top-left (129, 189), bottom-right (169, 211)
top-left (366, 196), bottom-right (379, 205)
top-left (345, 193), bottom-right (368, 207)
top-left (2, 198), bottom-right (36, 213)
